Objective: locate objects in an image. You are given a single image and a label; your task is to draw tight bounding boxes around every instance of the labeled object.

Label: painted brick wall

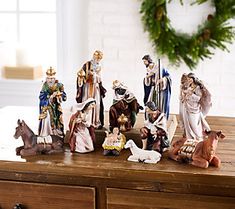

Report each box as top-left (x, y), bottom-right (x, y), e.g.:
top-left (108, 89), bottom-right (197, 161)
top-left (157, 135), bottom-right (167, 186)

top-left (87, 0), bottom-right (235, 117)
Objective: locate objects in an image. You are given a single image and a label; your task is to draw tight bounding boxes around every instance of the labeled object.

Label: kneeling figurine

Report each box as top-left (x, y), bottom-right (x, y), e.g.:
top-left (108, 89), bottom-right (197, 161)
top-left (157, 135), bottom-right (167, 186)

top-left (140, 101), bottom-right (169, 154)
top-left (68, 98), bottom-right (96, 153)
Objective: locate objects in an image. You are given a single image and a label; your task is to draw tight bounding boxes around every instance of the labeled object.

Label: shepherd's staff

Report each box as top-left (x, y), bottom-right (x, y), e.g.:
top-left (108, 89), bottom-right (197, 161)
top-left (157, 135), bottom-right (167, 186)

top-left (155, 59), bottom-right (161, 110)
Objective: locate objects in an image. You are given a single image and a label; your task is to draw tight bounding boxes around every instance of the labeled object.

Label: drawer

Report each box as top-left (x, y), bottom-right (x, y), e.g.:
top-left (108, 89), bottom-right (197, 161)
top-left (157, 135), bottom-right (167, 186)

top-left (107, 188), bottom-right (235, 209)
top-left (0, 180), bottom-right (95, 209)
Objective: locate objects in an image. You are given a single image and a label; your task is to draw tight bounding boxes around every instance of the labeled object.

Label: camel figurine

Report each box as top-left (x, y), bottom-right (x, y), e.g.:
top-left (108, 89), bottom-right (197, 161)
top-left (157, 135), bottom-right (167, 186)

top-left (168, 130), bottom-right (225, 168)
top-left (124, 139), bottom-right (161, 164)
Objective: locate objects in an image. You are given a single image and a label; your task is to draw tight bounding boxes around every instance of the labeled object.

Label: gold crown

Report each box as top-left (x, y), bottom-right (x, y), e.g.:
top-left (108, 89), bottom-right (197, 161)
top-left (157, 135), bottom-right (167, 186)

top-left (46, 67), bottom-right (56, 77)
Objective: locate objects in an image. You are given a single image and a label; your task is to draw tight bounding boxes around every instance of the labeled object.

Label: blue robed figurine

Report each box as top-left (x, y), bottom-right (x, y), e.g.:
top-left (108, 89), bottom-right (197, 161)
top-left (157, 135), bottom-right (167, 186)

top-left (142, 55), bottom-right (171, 119)
top-left (38, 67), bottom-right (67, 137)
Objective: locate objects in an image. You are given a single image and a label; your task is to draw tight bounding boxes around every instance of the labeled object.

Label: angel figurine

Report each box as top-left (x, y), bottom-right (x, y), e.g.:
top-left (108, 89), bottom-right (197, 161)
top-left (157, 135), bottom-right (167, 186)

top-left (179, 73), bottom-right (212, 140)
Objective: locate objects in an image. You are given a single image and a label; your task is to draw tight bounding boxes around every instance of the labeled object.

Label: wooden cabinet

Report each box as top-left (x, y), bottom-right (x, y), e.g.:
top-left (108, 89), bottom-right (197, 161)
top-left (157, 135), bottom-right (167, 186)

top-left (107, 188), bottom-right (235, 209)
top-left (0, 180), bottom-right (95, 209)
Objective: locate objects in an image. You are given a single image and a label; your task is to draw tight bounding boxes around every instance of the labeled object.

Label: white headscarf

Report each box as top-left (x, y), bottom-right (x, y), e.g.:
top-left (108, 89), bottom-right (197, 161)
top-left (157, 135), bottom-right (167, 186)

top-left (70, 98), bottom-right (96, 113)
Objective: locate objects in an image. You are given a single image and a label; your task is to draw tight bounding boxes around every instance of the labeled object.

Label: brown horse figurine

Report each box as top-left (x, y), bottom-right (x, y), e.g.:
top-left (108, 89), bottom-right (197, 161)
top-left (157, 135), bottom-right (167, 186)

top-left (168, 130), bottom-right (225, 168)
top-left (14, 119), bottom-right (64, 156)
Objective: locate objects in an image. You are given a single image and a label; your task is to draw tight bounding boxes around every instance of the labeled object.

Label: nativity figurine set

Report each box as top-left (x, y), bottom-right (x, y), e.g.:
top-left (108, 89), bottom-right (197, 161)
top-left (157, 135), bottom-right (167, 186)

top-left (14, 51), bottom-right (225, 169)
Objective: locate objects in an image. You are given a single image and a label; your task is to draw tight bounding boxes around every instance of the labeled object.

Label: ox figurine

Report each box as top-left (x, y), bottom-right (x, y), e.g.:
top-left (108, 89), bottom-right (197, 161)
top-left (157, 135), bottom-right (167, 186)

top-left (14, 119), bottom-right (64, 157)
top-left (168, 130), bottom-right (225, 168)
top-left (124, 139), bottom-right (161, 164)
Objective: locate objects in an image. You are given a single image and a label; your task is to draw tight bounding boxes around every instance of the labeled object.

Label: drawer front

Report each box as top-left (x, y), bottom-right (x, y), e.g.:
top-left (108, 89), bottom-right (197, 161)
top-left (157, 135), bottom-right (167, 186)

top-left (0, 180), bottom-right (95, 209)
top-left (107, 188), bottom-right (235, 209)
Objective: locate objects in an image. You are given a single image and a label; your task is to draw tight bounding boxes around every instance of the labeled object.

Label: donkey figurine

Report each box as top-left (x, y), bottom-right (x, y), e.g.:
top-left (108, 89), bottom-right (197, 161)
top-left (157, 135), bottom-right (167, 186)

top-left (14, 119), bottom-right (64, 157)
top-left (168, 130), bottom-right (225, 168)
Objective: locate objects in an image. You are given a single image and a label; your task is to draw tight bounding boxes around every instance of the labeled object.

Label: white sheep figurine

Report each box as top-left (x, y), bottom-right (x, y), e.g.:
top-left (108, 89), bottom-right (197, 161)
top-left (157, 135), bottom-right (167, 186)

top-left (124, 139), bottom-right (161, 164)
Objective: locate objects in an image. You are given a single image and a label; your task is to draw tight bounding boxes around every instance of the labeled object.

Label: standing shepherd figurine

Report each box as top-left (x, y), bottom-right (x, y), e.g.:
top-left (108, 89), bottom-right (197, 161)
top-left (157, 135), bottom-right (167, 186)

top-left (142, 55), bottom-right (171, 119)
top-left (38, 67), bottom-right (67, 137)
top-left (76, 50), bottom-right (107, 129)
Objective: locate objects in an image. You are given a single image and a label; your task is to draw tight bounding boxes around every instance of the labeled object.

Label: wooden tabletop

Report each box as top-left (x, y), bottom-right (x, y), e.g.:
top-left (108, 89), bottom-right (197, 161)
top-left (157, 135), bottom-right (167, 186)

top-left (0, 106), bottom-right (235, 189)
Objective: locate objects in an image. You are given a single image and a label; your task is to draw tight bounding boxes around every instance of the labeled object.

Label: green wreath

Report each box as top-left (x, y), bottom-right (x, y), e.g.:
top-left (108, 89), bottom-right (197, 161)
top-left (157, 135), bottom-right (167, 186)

top-left (140, 0), bottom-right (235, 69)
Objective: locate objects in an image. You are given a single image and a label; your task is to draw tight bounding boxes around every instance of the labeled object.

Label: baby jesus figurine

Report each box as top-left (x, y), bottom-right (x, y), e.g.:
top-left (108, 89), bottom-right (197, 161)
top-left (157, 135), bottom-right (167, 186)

top-left (102, 127), bottom-right (126, 156)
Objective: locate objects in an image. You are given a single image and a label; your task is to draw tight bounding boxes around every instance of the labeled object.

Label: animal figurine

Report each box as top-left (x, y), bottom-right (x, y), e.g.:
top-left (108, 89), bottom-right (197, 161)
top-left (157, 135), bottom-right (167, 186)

top-left (14, 119), bottom-right (63, 157)
top-left (102, 127), bottom-right (126, 156)
top-left (124, 139), bottom-right (161, 164)
top-left (168, 130), bottom-right (225, 168)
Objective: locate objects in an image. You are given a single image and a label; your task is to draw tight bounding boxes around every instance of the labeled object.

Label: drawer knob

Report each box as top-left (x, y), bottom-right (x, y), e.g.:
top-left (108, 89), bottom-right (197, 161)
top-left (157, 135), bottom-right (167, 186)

top-left (13, 203), bottom-right (23, 209)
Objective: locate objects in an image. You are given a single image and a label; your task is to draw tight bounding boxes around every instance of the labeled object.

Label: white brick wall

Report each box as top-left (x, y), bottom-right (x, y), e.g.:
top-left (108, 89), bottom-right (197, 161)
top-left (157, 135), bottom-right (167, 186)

top-left (87, 0), bottom-right (235, 117)
top-left (1, 0), bottom-right (234, 118)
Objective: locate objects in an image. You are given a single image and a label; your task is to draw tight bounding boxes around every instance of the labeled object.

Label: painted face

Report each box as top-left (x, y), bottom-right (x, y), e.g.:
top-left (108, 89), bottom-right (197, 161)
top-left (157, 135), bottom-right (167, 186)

top-left (143, 59), bottom-right (149, 66)
top-left (187, 77), bottom-right (194, 85)
top-left (93, 54), bottom-right (102, 63)
top-left (46, 77), bottom-right (56, 87)
top-left (87, 102), bottom-right (96, 111)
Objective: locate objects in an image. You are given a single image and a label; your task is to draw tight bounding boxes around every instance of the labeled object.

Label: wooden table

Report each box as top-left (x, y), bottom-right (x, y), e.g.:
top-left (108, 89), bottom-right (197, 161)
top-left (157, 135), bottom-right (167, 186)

top-left (0, 106), bottom-right (235, 209)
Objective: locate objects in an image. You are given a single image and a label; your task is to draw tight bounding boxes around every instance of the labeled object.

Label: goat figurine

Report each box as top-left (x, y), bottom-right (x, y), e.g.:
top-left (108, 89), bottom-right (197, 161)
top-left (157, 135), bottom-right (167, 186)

top-left (168, 130), bottom-right (225, 168)
top-left (124, 139), bottom-right (161, 164)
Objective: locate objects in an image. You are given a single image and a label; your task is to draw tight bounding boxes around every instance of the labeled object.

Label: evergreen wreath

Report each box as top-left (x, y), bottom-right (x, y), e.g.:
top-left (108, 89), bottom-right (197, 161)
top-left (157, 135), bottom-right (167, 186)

top-left (140, 0), bottom-right (235, 69)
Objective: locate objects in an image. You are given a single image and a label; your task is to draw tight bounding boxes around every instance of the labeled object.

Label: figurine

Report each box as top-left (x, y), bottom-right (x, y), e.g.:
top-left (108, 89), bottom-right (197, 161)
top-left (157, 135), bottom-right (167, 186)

top-left (168, 130), bottom-right (225, 168)
top-left (76, 50), bottom-right (107, 129)
top-left (102, 127), bottom-right (126, 156)
top-left (38, 67), bottom-right (67, 137)
top-left (124, 139), bottom-right (161, 164)
top-left (179, 73), bottom-right (212, 140)
top-left (142, 55), bottom-right (171, 119)
top-left (140, 101), bottom-right (169, 154)
top-left (14, 119), bottom-right (63, 156)
top-left (109, 80), bottom-right (143, 131)
top-left (68, 98), bottom-right (96, 153)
